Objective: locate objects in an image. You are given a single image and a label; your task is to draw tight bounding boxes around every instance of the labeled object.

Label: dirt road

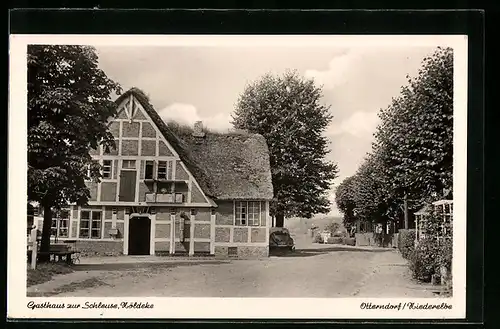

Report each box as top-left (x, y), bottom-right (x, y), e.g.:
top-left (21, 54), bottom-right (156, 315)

top-left (27, 245), bottom-right (436, 298)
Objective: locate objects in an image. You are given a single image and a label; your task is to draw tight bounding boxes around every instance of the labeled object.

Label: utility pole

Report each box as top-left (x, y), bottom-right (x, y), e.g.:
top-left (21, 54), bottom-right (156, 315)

top-left (403, 193), bottom-right (409, 229)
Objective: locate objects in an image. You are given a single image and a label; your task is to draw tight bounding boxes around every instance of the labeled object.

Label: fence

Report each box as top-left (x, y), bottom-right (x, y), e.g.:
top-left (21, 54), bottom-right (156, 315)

top-left (355, 232), bottom-right (398, 248)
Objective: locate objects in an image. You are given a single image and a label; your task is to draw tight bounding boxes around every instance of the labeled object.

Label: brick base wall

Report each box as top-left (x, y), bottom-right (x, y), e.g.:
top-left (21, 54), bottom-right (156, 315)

top-left (214, 245), bottom-right (268, 259)
top-left (75, 240), bottom-right (123, 256)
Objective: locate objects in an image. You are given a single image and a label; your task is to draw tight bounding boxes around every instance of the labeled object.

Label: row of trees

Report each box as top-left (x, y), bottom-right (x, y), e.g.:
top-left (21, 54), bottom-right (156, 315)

top-left (335, 47), bottom-right (454, 230)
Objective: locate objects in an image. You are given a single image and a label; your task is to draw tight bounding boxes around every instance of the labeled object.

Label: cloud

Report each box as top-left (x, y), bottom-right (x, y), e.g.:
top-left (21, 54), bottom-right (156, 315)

top-left (304, 49), bottom-right (370, 89)
top-left (328, 111), bottom-right (379, 138)
top-left (158, 103), bottom-right (233, 132)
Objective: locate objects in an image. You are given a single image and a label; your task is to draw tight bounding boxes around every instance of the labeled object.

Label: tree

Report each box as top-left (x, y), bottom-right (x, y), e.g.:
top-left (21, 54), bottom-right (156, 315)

top-left (335, 47), bottom-right (453, 230)
top-left (335, 175), bottom-right (357, 229)
top-left (232, 71), bottom-right (338, 227)
top-left (374, 47), bottom-right (453, 204)
top-left (28, 45), bottom-right (121, 258)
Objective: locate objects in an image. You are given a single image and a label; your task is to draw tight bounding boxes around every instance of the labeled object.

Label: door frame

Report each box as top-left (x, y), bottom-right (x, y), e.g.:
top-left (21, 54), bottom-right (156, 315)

top-left (124, 212), bottom-right (156, 255)
top-left (127, 215), bottom-right (151, 255)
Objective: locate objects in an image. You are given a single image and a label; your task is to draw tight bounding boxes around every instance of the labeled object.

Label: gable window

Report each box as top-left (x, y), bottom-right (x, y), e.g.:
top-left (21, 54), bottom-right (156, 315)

top-left (79, 210), bottom-right (102, 239)
top-left (235, 201), bottom-right (261, 226)
top-left (157, 161), bottom-right (168, 179)
top-left (102, 160), bottom-right (113, 178)
top-left (145, 160), bottom-right (155, 179)
top-left (51, 209), bottom-right (69, 238)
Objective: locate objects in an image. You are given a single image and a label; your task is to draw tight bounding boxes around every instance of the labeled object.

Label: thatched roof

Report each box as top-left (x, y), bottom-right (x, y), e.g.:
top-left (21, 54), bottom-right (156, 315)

top-left (115, 88), bottom-right (273, 201)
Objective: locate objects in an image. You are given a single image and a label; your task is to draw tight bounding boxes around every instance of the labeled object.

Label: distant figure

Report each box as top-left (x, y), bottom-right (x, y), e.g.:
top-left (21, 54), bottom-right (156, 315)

top-left (375, 223), bottom-right (384, 247)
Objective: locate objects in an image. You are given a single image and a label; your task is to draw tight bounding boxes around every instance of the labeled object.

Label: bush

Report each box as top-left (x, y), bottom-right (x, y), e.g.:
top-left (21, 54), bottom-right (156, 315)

top-left (437, 237), bottom-right (453, 290)
top-left (408, 238), bottom-right (440, 282)
top-left (343, 237), bottom-right (356, 246)
top-left (313, 233), bottom-right (324, 243)
top-left (398, 229), bottom-right (416, 259)
top-left (326, 237), bottom-right (343, 244)
top-left (332, 230), bottom-right (348, 238)
top-left (437, 237), bottom-right (453, 271)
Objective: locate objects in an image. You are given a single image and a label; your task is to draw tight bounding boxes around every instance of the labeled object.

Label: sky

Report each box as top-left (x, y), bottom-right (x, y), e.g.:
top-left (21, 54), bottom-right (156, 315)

top-left (95, 45), bottom-right (436, 216)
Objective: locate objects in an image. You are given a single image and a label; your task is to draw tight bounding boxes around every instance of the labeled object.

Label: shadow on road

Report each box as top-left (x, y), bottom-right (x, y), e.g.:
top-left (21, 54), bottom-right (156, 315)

top-left (72, 260), bottom-right (227, 271)
top-left (270, 245), bottom-right (394, 258)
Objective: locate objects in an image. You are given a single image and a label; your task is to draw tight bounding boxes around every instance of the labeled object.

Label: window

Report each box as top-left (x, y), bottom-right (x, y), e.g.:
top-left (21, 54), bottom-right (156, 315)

top-left (79, 210), bottom-right (102, 239)
top-left (441, 202), bottom-right (453, 236)
top-left (145, 160), bottom-right (154, 179)
top-left (122, 160), bottom-right (136, 169)
top-left (157, 161), bottom-right (167, 179)
top-left (87, 160), bottom-right (99, 178)
top-left (50, 209), bottom-right (69, 238)
top-left (235, 202), bottom-right (247, 225)
top-left (248, 202), bottom-right (260, 226)
top-left (228, 247), bottom-right (238, 257)
top-left (102, 160), bottom-right (112, 178)
top-left (235, 201), bottom-right (261, 226)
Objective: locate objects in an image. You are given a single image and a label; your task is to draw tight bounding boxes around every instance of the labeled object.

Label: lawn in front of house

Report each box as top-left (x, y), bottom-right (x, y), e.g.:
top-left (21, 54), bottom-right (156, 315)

top-left (27, 262), bottom-right (74, 287)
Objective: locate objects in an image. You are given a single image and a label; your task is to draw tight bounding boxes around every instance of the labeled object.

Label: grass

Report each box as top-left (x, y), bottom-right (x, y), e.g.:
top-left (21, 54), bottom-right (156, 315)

top-left (28, 277), bottom-right (111, 297)
top-left (53, 277), bottom-right (110, 295)
top-left (27, 262), bottom-right (74, 287)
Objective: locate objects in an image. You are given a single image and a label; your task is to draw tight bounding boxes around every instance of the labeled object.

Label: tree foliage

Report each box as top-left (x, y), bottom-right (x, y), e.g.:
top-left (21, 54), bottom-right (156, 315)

top-left (335, 176), bottom-right (357, 229)
top-left (374, 47), bottom-right (453, 201)
top-left (335, 47), bottom-right (453, 227)
top-left (28, 45), bottom-right (121, 254)
top-left (232, 71), bottom-right (338, 226)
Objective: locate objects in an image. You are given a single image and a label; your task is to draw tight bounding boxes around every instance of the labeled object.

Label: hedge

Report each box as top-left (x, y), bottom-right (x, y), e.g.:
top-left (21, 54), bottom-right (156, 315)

top-left (343, 237), bottom-right (356, 246)
top-left (326, 237), bottom-right (343, 244)
top-left (397, 229), bottom-right (416, 259)
top-left (408, 237), bottom-right (440, 282)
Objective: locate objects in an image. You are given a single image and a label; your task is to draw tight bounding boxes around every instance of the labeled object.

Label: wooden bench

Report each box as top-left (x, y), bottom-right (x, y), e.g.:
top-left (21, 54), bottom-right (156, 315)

top-left (27, 244), bottom-right (80, 265)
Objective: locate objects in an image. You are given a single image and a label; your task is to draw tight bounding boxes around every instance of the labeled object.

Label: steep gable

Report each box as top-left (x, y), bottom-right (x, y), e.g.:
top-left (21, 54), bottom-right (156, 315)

top-left (114, 88), bottom-right (214, 198)
top-left (112, 88), bottom-right (273, 202)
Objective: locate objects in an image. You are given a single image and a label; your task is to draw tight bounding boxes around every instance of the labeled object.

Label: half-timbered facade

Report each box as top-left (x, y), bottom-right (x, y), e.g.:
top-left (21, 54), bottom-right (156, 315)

top-left (34, 88), bottom-right (274, 259)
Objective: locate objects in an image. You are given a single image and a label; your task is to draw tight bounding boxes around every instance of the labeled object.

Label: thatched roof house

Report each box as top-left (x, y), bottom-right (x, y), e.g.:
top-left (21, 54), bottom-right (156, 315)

top-left (52, 87), bottom-right (275, 259)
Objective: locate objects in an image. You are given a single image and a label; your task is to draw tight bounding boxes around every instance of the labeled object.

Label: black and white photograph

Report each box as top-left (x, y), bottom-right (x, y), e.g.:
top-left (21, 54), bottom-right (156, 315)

top-left (9, 34), bottom-right (467, 319)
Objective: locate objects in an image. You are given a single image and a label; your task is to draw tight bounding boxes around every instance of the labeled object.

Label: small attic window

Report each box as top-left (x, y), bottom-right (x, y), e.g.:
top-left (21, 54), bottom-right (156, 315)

top-left (157, 161), bottom-right (168, 179)
top-left (145, 161), bottom-right (154, 179)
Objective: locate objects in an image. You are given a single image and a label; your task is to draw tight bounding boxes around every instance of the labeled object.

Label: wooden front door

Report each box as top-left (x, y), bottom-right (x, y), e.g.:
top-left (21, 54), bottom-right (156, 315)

top-left (119, 170), bottom-right (136, 202)
top-left (128, 216), bottom-right (151, 255)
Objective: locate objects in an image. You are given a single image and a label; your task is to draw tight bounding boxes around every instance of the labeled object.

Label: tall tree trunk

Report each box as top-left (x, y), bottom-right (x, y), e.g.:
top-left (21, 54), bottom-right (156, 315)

top-left (39, 204), bottom-right (53, 262)
top-left (275, 212), bottom-right (285, 228)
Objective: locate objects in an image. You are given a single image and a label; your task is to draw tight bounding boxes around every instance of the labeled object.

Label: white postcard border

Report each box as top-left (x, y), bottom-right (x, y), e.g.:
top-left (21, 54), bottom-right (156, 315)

top-left (8, 34), bottom-right (468, 319)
